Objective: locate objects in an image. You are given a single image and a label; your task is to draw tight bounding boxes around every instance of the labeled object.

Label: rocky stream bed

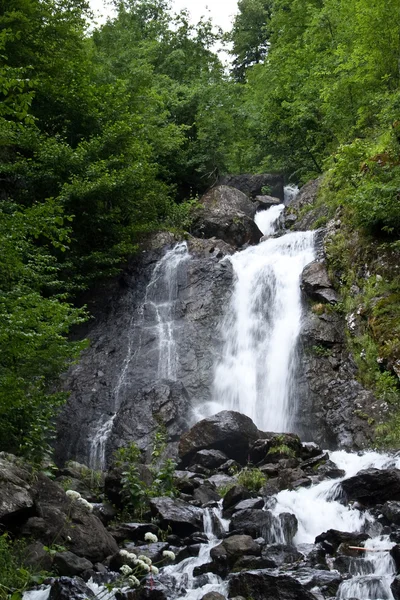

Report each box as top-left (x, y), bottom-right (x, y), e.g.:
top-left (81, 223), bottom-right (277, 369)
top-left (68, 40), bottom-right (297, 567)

top-left (2, 410), bottom-right (400, 600)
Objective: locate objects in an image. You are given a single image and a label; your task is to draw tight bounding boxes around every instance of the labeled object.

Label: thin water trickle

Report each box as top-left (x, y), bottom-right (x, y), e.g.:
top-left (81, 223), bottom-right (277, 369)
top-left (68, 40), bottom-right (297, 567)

top-left (206, 205), bottom-right (314, 432)
top-left (88, 242), bottom-right (189, 469)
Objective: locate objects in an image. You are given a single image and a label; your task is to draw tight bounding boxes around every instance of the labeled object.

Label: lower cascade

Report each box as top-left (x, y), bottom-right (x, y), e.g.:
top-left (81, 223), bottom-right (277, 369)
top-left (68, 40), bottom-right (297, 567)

top-left (19, 202), bottom-right (400, 600)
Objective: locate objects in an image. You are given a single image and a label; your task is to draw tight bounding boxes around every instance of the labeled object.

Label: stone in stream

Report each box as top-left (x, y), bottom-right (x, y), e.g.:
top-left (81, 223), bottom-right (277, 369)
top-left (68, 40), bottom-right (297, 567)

top-left (340, 468), bottom-right (400, 504)
top-left (149, 497), bottom-right (204, 536)
top-left (49, 577), bottom-right (95, 600)
top-left (222, 485), bottom-right (252, 511)
top-left (262, 543), bottom-right (303, 566)
top-left (190, 449), bottom-right (229, 469)
top-left (381, 501), bottom-right (400, 525)
top-left (314, 529), bottom-right (369, 555)
top-left (178, 410), bottom-right (261, 467)
top-left (229, 570), bottom-right (318, 600)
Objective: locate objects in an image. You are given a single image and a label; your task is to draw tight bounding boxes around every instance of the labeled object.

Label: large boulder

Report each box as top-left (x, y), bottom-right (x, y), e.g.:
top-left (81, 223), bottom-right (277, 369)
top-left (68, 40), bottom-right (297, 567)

top-left (0, 454), bottom-right (35, 524)
top-left (218, 174), bottom-right (284, 201)
top-left (149, 497), bottom-right (204, 536)
top-left (191, 186), bottom-right (263, 248)
top-left (301, 261), bottom-right (338, 304)
top-left (229, 570), bottom-right (318, 600)
top-left (21, 474), bottom-right (119, 563)
top-left (230, 509), bottom-right (289, 542)
top-left (340, 469), bottom-right (400, 505)
top-left (314, 529), bottom-right (369, 554)
top-left (211, 534), bottom-right (261, 566)
top-left (178, 411), bottom-right (261, 467)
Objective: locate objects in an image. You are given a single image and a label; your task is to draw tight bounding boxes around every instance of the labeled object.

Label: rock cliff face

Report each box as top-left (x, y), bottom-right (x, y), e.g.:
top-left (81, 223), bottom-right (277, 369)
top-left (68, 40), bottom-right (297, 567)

top-left (287, 181), bottom-right (381, 449)
top-left (56, 232), bottom-right (235, 466)
top-left (56, 179), bottom-right (381, 468)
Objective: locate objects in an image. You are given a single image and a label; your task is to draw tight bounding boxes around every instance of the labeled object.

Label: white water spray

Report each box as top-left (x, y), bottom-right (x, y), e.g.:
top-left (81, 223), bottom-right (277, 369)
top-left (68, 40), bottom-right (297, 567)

top-left (162, 503), bottom-right (229, 600)
top-left (208, 206), bottom-right (314, 432)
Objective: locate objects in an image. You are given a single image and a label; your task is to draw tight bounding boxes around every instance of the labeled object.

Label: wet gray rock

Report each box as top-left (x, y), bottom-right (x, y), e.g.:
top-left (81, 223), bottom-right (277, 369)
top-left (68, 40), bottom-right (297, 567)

top-left (56, 236), bottom-right (234, 468)
top-left (223, 485), bottom-right (252, 512)
top-left (0, 454), bottom-right (34, 524)
top-left (381, 501), bottom-right (400, 525)
top-left (149, 497), bottom-right (203, 536)
top-left (341, 469), bottom-right (400, 505)
top-left (301, 261), bottom-right (338, 304)
top-left (54, 551), bottom-right (93, 576)
top-left (262, 543), bottom-right (303, 566)
top-left (179, 411), bottom-right (261, 467)
top-left (280, 513), bottom-right (298, 544)
top-left (255, 195), bottom-right (282, 210)
top-left (229, 570), bottom-right (318, 600)
top-left (233, 498), bottom-right (265, 512)
top-left (192, 186), bottom-right (263, 247)
top-left (21, 474), bottom-right (118, 563)
top-left (211, 535), bottom-right (261, 566)
top-left (218, 173), bottom-right (284, 200)
top-left (230, 509), bottom-right (278, 539)
top-left (200, 593), bottom-right (226, 600)
top-left (314, 529), bottom-right (369, 554)
top-left (190, 449), bottom-right (229, 470)
top-left (49, 577), bottom-right (95, 600)
top-left (193, 485), bottom-right (221, 505)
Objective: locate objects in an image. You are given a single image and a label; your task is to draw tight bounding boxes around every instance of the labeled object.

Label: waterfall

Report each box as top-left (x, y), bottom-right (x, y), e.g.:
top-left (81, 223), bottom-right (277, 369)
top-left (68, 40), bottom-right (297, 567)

top-left (208, 206), bottom-right (315, 432)
top-left (88, 242), bottom-right (189, 469)
top-left (143, 241), bottom-right (189, 380)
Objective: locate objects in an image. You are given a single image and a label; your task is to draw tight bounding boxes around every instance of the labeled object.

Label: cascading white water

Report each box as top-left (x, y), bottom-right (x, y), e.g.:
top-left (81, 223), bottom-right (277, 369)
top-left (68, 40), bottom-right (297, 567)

top-left (162, 503), bottom-right (230, 600)
top-left (144, 241), bottom-right (189, 380)
top-left (88, 242), bottom-right (189, 469)
top-left (208, 206), bottom-right (315, 432)
top-left (270, 450), bottom-right (400, 600)
top-left (284, 184), bottom-right (300, 205)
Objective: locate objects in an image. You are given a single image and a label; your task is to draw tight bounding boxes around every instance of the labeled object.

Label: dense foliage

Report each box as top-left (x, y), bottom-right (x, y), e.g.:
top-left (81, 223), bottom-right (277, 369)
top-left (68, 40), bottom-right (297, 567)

top-left (0, 0), bottom-right (240, 462)
top-left (1, 0), bottom-right (400, 459)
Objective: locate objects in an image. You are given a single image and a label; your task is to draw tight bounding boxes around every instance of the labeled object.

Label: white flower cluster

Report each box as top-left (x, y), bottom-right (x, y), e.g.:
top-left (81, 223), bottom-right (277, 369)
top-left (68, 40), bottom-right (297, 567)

top-left (65, 489), bottom-right (80, 500)
top-left (65, 490), bottom-right (93, 512)
top-left (144, 532), bottom-right (158, 543)
top-left (128, 575), bottom-right (140, 588)
top-left (137, 555), bottom-right (152, 566)
top-left (162, 550), bottom-right (175, 561)
top-left (119, 549), bottom-right (137, 564)
top-left (150, 566), bottom-right (159, 575)
top-left (119, 564), bottom-right (133, 576)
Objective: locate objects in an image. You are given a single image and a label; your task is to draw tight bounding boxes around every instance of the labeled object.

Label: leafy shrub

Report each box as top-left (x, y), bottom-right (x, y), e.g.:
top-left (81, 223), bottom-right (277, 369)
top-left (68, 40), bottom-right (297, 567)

top-left (0, 534), bottom-right (49, 600)
top-left (267, 444), bottom-right (296, 458)
top-left (114, 426), bottom-right (177, 519)
top-left (237, 467), bottom-right (266, 492)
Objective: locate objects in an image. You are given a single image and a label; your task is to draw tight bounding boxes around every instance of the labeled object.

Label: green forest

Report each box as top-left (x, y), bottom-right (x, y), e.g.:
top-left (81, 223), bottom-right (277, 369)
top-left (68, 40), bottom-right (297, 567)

top-left (1, 0), bottom-right (400, 462)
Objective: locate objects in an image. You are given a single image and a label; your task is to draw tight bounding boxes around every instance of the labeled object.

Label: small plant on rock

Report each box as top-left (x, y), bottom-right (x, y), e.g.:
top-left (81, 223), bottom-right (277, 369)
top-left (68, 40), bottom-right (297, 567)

top-left (237, 467), bottom-right (266, 492)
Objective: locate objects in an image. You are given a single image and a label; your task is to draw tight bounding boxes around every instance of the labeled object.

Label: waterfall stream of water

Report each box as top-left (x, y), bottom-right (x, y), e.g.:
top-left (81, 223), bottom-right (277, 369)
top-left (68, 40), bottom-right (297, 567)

top-left (206, 206), bottom-right (315, 432)
top-left (88, 242), bottom-right (189, 469)
top-left (27, 203), bottom-right (400, 600)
